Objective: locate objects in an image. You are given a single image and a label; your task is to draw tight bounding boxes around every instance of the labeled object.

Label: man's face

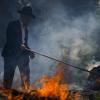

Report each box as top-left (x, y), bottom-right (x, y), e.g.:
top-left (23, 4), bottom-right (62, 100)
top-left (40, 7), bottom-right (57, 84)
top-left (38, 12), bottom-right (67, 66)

top-left (21, 15), bottom-right (33, 26)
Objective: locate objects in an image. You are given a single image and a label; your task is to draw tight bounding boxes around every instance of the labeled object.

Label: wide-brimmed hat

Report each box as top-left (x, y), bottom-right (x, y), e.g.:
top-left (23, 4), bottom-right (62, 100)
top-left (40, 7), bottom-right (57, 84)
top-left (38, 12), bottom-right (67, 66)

top-left (18, 6), bottom-right (35, 18)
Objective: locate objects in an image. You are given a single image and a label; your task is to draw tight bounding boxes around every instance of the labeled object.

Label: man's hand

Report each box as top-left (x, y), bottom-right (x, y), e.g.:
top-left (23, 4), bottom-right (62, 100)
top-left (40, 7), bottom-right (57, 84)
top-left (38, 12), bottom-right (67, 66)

top-left (30, 52), bottom-right (35, 59)
top-left (20, 44), bottom-right (35, 59)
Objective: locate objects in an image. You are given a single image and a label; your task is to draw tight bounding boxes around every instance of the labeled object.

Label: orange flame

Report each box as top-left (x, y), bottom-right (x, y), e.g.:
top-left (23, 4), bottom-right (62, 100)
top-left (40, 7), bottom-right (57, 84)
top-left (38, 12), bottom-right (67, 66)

top-left (37, 72), bottom-right (68, 100)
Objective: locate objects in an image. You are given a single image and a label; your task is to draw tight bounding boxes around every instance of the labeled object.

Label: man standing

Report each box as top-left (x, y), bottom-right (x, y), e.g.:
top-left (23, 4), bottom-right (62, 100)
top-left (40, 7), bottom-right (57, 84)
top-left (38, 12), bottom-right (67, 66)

top-left (1, 6), bottom-right (35, 89)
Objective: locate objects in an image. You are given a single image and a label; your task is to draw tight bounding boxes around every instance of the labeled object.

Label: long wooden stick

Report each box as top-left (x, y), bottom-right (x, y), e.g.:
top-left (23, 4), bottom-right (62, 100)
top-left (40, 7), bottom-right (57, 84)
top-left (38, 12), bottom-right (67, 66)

top-left (24, 47), bottom-right (90, 73)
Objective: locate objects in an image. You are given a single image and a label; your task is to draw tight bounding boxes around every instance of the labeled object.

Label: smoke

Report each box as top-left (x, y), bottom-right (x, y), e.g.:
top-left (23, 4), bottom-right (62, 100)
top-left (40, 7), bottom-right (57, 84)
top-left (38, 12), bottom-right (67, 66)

top-left (27, 1), bottom-right (98, 88)
top-left (0, 0), bottom-right (99, 88)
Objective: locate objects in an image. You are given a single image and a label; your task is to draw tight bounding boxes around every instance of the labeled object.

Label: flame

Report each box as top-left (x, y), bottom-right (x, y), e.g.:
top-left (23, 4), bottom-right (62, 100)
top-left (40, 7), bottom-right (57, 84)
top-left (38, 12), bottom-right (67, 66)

top-left (0, 66), bottom-right (81, 100)
top-left (37, 72), bottom-right (68, 100)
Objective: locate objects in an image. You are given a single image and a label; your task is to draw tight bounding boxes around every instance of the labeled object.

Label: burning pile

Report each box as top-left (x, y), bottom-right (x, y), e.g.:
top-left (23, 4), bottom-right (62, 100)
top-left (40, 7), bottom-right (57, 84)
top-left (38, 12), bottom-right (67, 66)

top-left (0, 71), bottom-right (80, 100)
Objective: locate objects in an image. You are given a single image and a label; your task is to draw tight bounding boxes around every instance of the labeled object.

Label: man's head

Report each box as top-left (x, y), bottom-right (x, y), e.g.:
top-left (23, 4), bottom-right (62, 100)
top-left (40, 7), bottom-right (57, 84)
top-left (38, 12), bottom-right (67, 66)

top-left (18, 6), bottom-right (35, 26)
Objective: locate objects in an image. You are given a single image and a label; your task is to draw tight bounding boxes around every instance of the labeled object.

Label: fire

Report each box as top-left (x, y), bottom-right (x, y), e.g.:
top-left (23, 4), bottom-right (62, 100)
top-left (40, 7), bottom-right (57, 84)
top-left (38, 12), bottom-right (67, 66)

top-left (0, 66), bottom-right (80, 100)
top-left (37, 72), bottom-right (68, 100)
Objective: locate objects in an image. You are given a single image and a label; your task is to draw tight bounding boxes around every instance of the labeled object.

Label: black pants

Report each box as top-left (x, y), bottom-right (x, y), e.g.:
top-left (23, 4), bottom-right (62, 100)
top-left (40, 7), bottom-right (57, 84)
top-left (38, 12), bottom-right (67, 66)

top-left (3, 55), bottom-right (30, 89)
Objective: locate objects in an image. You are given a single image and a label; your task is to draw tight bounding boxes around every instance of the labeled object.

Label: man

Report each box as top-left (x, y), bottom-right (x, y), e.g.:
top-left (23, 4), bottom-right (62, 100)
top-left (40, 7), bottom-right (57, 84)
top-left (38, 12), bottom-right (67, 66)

top-left (1, 6), bottom-right (35, 89)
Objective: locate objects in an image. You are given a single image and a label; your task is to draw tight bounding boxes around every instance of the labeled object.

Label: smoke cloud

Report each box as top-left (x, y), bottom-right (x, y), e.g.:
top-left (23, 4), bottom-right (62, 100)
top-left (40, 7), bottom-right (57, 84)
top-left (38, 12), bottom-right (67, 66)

top-left (28, 1), bottom-right (98, 88)
top-left (0, 0), bottom-right (99, 89)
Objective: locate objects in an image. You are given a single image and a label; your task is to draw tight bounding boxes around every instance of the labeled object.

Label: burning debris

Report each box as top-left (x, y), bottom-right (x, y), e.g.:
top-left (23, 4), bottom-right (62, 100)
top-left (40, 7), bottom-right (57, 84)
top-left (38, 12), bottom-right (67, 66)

top-left (0, 87), bottom-right (81, 100)
top-left (0, 71), bottom-right (81, 100)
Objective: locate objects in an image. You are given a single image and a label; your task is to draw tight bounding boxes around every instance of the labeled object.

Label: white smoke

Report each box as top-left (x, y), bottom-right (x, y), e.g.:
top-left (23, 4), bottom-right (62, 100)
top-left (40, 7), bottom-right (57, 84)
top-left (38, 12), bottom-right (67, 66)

top-left (28, 2), bottom-right (98, 87)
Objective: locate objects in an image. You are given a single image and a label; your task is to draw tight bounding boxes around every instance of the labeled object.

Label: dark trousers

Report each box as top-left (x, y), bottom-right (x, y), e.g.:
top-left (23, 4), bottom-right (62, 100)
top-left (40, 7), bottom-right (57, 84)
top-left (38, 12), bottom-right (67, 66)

top-left (3, 54), bottom-right (30, 89)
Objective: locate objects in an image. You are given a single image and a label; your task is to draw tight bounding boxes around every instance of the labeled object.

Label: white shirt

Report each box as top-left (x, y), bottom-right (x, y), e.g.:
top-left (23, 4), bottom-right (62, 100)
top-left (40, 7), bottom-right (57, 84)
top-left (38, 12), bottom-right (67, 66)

top-left (20, 20), bottom-right (26, 44)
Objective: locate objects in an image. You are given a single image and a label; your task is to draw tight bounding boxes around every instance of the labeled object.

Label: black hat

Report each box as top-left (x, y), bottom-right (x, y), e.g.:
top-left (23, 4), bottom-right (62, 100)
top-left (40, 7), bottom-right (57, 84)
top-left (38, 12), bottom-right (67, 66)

top-left (18, 6), bottom-right (35, 18)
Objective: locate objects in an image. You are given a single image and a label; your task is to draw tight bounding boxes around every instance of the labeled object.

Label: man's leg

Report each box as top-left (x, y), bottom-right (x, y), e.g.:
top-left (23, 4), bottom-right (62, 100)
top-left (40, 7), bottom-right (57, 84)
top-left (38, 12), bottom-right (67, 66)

top-left (3, 57), bottom-right (16, 89)
top-left (18, 55), bottom-right (30, 89)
